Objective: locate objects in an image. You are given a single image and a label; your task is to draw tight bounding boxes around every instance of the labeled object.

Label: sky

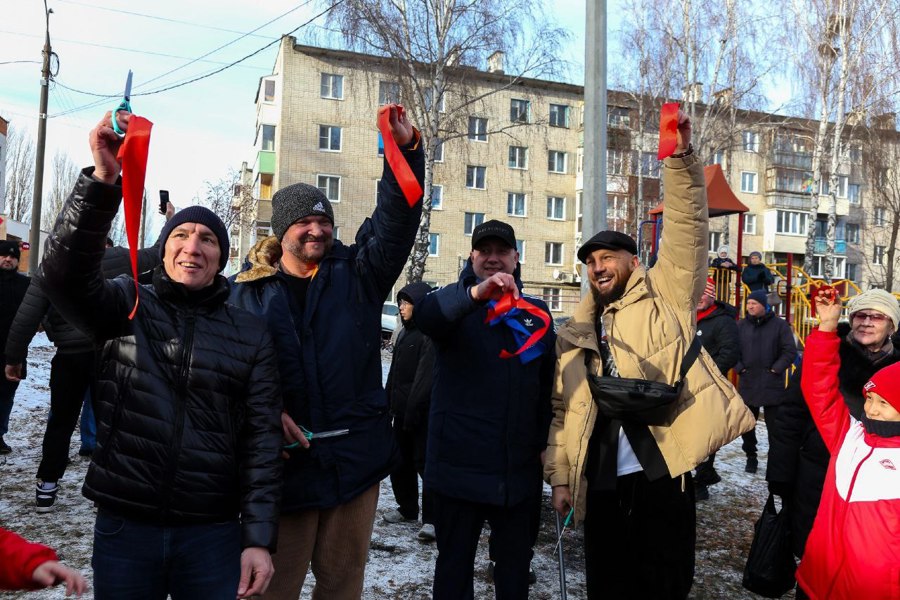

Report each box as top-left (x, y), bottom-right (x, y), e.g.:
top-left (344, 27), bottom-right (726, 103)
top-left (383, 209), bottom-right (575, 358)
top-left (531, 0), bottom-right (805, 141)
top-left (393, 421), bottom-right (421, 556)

top-left (0, 0), bottom-right (590, 234)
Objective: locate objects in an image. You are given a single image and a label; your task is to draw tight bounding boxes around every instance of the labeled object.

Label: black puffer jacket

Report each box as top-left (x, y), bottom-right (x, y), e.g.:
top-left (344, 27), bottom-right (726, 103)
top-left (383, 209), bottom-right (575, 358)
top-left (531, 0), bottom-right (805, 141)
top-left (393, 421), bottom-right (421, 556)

top-left (41, 170), bottom-right (283, 551)
top-left (741, 263), bottom-right (774, 292)
top-left (735, 311), bottom-right (798, 406)
top-left (767, 322), bottom-right (900, 556)
top-left (696, 301), bottom-right (739, 375)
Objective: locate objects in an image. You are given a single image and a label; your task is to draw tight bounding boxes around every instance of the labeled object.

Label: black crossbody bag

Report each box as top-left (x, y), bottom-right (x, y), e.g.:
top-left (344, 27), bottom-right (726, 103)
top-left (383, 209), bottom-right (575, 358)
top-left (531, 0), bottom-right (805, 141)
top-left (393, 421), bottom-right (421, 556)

top-left (587, 335), bottom-right (703, 426)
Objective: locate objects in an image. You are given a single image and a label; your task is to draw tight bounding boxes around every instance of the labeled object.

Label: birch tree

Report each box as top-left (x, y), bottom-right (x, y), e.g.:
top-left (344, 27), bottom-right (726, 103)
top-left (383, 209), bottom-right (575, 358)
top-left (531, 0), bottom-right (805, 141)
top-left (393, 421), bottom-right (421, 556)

top-left (4, 126), bottom-right (35, 222)
top-left (42, 150), bottom-right (79, 230)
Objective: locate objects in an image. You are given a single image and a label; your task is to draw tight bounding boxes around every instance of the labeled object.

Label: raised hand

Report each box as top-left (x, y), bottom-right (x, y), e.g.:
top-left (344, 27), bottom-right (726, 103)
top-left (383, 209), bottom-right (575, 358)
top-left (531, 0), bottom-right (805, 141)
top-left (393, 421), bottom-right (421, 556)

top-left (378, 104), bottom-right (414, 147)
top-left (814, 287), bottom-right (841, 332)
top-left (675, 109), bottom-right (692, 153)
top-left (89, 111), bottom-right (127, 184)
top-left (469, 272), bottom-right (519, 303)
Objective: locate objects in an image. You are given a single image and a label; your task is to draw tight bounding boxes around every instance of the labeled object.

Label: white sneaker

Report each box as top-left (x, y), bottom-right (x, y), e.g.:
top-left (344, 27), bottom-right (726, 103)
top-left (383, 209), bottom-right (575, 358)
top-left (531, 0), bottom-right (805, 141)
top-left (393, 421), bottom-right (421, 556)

top-left (382, 509), bottom-right (414, 524)
top-left (418, 523), bottom-right (436, 541)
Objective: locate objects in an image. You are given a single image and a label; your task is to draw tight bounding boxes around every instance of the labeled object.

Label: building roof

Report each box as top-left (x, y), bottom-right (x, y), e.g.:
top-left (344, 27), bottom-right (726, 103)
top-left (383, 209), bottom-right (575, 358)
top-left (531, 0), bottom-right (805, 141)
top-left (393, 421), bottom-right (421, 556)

top-left (649, 163), bottom-right (748, 217)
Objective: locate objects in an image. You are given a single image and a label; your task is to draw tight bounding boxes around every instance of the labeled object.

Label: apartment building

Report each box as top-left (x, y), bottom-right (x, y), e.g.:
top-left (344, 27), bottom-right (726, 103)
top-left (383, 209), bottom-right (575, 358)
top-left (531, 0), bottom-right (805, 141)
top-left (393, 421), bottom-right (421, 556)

top-left (233, 37), bottom-right (900, 312)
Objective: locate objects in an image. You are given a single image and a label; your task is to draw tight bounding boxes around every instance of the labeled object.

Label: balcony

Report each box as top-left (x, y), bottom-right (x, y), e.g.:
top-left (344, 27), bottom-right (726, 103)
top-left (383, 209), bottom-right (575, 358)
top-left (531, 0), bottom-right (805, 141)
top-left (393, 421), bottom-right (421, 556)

top-left (766, 166), bottom-right (814, 195)
top-left (814, 238), bottom-right (847, 254)
top-left (771, 150), bottom-right (813, 170)
top-left (765, 193), bottom-right (815, 211)
top-left (256, 150), bottom-right (275, 175)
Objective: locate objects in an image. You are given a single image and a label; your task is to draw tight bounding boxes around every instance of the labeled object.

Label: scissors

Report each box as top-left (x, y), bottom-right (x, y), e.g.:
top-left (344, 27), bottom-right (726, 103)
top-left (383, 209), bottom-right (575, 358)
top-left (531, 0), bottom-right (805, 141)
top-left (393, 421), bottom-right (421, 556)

top-left (111, 70), bottom-right (133, 136)
top-left (283, 427), bottom-right (350, 449)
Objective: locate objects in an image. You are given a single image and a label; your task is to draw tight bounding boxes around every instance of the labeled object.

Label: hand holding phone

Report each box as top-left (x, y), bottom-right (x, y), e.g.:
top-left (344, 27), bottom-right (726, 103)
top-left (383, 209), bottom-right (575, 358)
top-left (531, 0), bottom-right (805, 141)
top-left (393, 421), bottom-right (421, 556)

top-left (159, 190), bottom-right (169, 216)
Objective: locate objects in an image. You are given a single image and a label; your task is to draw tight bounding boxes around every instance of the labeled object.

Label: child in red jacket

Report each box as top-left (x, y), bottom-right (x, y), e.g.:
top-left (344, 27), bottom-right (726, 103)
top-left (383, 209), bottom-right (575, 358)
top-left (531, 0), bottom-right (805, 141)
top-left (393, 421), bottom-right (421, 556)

top-left (0, 527), bottom-right (87, 596)
top-left (798, 290), bottom-right (900, 600)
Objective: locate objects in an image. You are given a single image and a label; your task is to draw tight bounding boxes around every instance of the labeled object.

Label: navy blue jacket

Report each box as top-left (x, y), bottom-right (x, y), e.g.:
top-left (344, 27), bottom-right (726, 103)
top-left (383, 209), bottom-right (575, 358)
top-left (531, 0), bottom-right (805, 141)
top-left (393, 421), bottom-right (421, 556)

top-left (229, 144), bottom-right (424, 512)
top-left (416, 261), bottom-right (556, 507)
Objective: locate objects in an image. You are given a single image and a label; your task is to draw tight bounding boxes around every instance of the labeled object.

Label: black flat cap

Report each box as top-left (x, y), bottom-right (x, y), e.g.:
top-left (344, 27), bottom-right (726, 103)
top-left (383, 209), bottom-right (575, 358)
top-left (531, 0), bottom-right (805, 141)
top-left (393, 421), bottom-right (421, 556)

top-left (471, 220), bottom-right (516, 250)
top-left (577, 230), bottom-right (638, 263)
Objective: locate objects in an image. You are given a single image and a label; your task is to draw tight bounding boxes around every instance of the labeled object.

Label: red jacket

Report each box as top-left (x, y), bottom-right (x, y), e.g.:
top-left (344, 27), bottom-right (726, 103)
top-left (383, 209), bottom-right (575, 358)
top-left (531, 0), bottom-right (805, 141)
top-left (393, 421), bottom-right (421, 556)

top-left (0, 528), bottom-right (57, 590)
top-left (798, 329), bottom-right (900, 600)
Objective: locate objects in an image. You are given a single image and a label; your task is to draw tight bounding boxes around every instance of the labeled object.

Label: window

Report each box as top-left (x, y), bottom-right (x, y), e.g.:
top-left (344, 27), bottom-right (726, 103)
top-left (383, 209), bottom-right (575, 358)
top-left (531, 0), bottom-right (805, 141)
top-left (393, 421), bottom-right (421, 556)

top-left (776, 210), bottom-right (809, 235)
top-left (811, 256), bottom-right (846, 279)
top-left (263, 79), bottom-right (276, 102)
top-left (545, 242), bottom-right (563, 265)
top-left (608, 106), bottom-right (630, 127)
top-left (846, 223), bottom-right (860, 244)
top-left (316, 174), bottom-right (341, 202)
top-left (640, 152), bottom-right (660, 178)
top-left (466, 166), bottom-right (486, 189)
top-left (261, 124), bottom-right (275, 151)
top-left (256, 221), bottom-right (271, 239)
top-left (874, 207), bottom-right (887, 226)
top-left (849, 144), bottom-right (862, 162)
top-left (433, 138), bottom-right (444, 162)
top-left (548, 150), bottom-right (567, 174)
top-left (711, 150), bottom-right (725, 167)
top-left (464, 212), bottom-right (485, 235)
top-left (320, 73), bottom-right (342, 99)
top-left (543, 287), bottom-right (562, 312)
top-left (742, 130), bottom-right (760, 152)
top-left (743, 214), bottom-right (757, 235)
top-left (848, 183), bottom-right (861, 204)
top-left (740, 171), bottom-right (758, 193)
top-left (377, 133), bottom-right (384, 157)
top-left (516, 239), bottom-right (525, 261)
top-left (510, 98), bottom-right (530, 123)
top-left (428, 233), bottom-right (440, 256)
top-left (468, 116), bottom-right (488, 141)
top-left (333, 226), bottom-right (341, 241)
top-left (708, 232), bottom-right (723, 253)
top-left (577, 151), bottom-right (584, 174)
top-left (508, 146), bottom-right (528, 169)
top-left (507, 192), bottom-right (526, 217)
top-left (430, 185), bottom-right (443, 210)
top-left (607, 149), bottom-right (627, 175)
top-left (846, 263), bottom-right (859, 282)
top-left (874, 246), bottom-right (886, 266)
top-left (836, 176), bottom-right (848, 198)
top-left (547, 196), bottom-right (565, 220)
top-left (318, 125), bottom-right (341, 151)
top-left (549, 104), bottom-right (570, 128)
top-left (424, 88), bottom-right (445, 112)
top-left (379, 81), bottom-right (400, 104)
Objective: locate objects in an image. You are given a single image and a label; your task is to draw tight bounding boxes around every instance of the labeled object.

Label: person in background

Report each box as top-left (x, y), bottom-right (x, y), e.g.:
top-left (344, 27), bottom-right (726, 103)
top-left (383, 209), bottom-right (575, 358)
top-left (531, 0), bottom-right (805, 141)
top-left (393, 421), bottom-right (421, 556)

top-left (710, 245), bottom-right (739, 271)
top-left (0, 527), bottom-right (87, 596)
top-left (741, 251), bottom-right (774, 293)
top-left (735, 290), bottom-right (797, 474)
top-left (0, 240), bottom-right (30, 454)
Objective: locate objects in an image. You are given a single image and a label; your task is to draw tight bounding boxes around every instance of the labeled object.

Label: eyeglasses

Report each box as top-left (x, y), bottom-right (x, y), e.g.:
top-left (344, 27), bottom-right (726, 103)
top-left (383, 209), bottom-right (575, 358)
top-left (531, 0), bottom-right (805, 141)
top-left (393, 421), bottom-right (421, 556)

top-left (852, 311), bottom-right (889, 324)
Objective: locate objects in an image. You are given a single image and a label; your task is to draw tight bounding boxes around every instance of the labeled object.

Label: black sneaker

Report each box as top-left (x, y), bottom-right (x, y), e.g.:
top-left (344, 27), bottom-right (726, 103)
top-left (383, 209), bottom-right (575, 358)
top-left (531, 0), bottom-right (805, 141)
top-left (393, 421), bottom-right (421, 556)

top-left (745, 455), bottom-right (758, 474)
top-left (0, 436), bottom-right (11, 454)
top-left (36, 481), bottom-right (59, 513)
top-left (695, 484), bottom-right (710, 501)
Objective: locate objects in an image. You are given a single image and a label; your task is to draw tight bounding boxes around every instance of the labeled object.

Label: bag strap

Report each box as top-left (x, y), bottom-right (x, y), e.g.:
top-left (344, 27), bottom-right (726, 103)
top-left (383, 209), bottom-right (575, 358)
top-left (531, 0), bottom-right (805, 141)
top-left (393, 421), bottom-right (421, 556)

top-left (677, 335), bottom-right (703, 382)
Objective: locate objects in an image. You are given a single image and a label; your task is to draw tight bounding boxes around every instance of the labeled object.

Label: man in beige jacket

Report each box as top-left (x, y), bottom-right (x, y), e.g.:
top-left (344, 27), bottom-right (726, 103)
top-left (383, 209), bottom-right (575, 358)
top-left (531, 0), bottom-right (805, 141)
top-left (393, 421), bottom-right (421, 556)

top-left (545, 112), bottom-right (754, 600)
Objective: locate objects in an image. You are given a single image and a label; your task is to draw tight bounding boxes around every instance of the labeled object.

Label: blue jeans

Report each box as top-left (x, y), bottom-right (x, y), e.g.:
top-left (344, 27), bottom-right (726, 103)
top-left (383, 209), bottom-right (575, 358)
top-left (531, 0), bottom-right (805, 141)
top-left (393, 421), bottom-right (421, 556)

top-left (92, 510), bottom-right (241, 600)
top-left (79, 387), bottom-right (96, 451)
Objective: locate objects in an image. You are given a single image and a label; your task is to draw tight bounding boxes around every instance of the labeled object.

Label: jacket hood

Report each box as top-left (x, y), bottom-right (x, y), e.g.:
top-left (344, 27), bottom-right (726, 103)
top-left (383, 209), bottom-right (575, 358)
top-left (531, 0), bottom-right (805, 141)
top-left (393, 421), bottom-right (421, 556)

top-left (235, 235), bottom-right (351, 284)
top-left (397, 281), bottom-right (433, 305)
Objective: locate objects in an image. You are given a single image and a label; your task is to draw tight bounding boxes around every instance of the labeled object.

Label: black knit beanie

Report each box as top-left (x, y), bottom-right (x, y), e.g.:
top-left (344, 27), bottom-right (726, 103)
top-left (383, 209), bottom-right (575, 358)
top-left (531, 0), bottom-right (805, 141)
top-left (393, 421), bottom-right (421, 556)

top-left (747, 289), bottom-right (769, 310)
top-left (271, 183), bottom-right (334, 240)
top-left (158, 206), bottom-right (230, 271)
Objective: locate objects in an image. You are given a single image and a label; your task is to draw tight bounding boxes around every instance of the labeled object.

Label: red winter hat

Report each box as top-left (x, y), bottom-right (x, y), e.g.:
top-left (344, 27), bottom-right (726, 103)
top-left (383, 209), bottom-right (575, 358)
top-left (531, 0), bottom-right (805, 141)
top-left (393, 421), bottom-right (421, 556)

top-left (704, 277), bottom-right (716, 298)
top-left (863, 362), bottom-right (900, 412)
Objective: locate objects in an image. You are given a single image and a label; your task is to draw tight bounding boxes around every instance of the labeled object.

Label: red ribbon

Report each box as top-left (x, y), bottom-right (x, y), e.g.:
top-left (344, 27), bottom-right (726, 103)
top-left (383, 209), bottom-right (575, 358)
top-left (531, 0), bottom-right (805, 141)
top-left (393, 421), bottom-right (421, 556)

top-left (116, 116), bottom-right (153, 319)
top-left (484, 292), bottom-right (551, 360)
top-left (657, 102), bottom-right (680, 160)
top-left (377, 105), bottom-right (422, 207)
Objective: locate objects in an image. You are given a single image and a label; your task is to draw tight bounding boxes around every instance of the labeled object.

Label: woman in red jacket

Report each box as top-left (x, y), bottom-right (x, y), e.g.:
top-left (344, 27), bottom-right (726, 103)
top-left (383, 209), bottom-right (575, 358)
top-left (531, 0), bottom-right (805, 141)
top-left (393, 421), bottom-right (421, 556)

top-left (0, 528), bottom-right (87, 596)
top-left (799, 289), bottom-right (900, 599)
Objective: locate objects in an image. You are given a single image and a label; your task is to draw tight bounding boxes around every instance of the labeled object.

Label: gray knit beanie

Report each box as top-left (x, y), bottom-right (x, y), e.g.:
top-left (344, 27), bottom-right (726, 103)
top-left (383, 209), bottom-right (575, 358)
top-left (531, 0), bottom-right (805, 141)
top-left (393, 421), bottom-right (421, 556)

top-left (159, 206), bottom-right (230, 271)
top-left (271, 183), bottom-right (335, 240)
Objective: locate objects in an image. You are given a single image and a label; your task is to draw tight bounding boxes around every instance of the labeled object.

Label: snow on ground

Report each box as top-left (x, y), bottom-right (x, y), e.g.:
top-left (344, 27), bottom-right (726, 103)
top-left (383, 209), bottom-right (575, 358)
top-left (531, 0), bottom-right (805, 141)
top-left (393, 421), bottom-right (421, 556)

top-left (0, 340), bottom-right (793, 599)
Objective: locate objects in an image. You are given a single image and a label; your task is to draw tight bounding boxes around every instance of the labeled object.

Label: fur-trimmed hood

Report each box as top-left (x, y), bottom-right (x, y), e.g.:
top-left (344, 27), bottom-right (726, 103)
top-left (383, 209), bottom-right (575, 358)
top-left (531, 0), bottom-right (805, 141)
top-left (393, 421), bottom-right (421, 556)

top-left (234, 236), bottom-right (283, 283)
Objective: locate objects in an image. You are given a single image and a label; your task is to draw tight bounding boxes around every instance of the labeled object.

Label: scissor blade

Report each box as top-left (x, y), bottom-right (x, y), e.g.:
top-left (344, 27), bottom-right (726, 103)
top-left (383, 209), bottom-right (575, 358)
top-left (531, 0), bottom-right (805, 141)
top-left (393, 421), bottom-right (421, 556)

top-left (314, 429), bottom-right (350, 439)
top-left (124, 70), bottom-right (133, 101)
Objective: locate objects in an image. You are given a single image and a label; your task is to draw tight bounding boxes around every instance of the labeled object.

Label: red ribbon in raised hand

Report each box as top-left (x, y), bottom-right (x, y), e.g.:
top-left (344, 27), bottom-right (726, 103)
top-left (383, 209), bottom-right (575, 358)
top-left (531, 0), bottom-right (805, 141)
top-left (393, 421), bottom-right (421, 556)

top-left (377, 105), bottom-right (422, 207)
top-left (484, 291), bottom-right (551, 360)
top-left (657, 102), bottom-right (680, 160)
top-left (116, 116), bottom-right (153, 319)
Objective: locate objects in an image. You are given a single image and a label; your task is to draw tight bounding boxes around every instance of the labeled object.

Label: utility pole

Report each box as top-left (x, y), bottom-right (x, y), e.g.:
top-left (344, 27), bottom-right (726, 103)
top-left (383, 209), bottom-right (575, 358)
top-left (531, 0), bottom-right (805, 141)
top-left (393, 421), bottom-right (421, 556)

top-left (29, 0), bottom-right (52, 275)
top-left (581, 0), bottom-right (608, 296)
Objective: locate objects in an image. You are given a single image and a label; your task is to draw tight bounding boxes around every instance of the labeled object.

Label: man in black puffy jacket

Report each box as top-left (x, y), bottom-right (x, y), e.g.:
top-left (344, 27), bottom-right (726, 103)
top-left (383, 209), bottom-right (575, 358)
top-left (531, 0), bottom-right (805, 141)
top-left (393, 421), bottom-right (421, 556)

top-left (40, 112), bottom-right (283, 600)
top-left (0, 240), bottom-right (30, 454)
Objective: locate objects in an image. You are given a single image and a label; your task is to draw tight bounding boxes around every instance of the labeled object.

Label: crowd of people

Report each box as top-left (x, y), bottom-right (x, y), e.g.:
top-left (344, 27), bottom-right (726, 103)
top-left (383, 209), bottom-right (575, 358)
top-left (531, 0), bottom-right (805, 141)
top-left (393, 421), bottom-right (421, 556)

top-left (1, 104), bottom-right (898, 600)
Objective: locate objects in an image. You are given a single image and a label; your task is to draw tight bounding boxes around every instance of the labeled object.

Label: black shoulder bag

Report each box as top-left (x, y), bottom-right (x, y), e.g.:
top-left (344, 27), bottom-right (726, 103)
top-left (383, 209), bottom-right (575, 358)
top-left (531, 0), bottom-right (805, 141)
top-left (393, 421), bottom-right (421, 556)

top-left (587, 334), bottom-right (703, 426)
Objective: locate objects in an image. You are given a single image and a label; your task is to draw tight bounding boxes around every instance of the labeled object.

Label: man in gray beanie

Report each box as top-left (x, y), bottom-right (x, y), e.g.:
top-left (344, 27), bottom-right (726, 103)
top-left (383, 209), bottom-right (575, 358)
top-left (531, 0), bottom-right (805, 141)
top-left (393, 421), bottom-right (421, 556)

top-left (230, 103), bottom-right (424, 599)
top-left (38, 111), bottom-right (283, 598)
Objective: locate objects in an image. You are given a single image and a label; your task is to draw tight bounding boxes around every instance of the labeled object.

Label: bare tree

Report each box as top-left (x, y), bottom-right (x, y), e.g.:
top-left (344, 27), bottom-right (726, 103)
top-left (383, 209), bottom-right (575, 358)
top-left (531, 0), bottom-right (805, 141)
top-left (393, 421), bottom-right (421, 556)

top-left (4, 126), bottom-right (35, 222)
top-left (42, 150), bottom-right (80, 230)
top-left (200, 168), bottom-right (242, 233)
top-left (323, 0), bottom-right (569, 283)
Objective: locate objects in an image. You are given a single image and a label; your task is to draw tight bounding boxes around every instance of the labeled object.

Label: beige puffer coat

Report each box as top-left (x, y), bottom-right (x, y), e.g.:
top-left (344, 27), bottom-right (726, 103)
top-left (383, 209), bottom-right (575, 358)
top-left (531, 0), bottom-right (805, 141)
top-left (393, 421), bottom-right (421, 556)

top-left (544, 153), bottom-right (756, 524)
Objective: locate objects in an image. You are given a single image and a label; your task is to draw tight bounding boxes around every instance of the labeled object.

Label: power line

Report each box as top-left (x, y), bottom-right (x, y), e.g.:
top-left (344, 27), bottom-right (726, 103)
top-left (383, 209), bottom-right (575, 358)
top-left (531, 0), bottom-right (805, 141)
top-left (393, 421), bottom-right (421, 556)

top-left (49, 0), bottom-right (345, 117)
top-left (0, 60), bottom-right (42, 66)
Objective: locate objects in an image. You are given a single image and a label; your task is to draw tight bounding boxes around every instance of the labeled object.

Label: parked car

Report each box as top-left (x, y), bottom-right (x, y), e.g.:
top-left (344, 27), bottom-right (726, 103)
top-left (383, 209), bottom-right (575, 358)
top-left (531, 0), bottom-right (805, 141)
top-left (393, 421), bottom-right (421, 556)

top-left (382, 302), bottom-right (400, 337)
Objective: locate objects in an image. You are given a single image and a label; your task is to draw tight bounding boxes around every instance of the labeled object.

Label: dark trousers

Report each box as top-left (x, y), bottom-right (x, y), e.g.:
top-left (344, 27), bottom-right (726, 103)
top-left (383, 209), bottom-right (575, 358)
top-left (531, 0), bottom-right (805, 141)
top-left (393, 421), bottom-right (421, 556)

top-left (432, 493), bottom-right (534, 600)
top-left (37, 351), bottom-right (96, 482)
top-left (80, 387), bottom-right (96, 451)
top-left (741, 404), bottom-right (781, 457)
top-left (584, 471), bottom-right (696, 600)
top-left (389, 416), bottom-right (433, 524)
top-left (0, 377), bottom-right (20, 437)
top-left (92, 509), bottom-right (241, 600)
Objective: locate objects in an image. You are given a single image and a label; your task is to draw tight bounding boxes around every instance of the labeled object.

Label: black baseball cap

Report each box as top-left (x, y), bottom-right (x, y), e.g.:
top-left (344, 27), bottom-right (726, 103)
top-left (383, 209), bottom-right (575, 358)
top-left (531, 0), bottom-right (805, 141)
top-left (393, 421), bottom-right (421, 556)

top-left (471, 220), bottom-right (517, 250)
top-left (577, 230), bottom-right (638, 263)
top-left (0, 240), bottom-right (21, 259)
